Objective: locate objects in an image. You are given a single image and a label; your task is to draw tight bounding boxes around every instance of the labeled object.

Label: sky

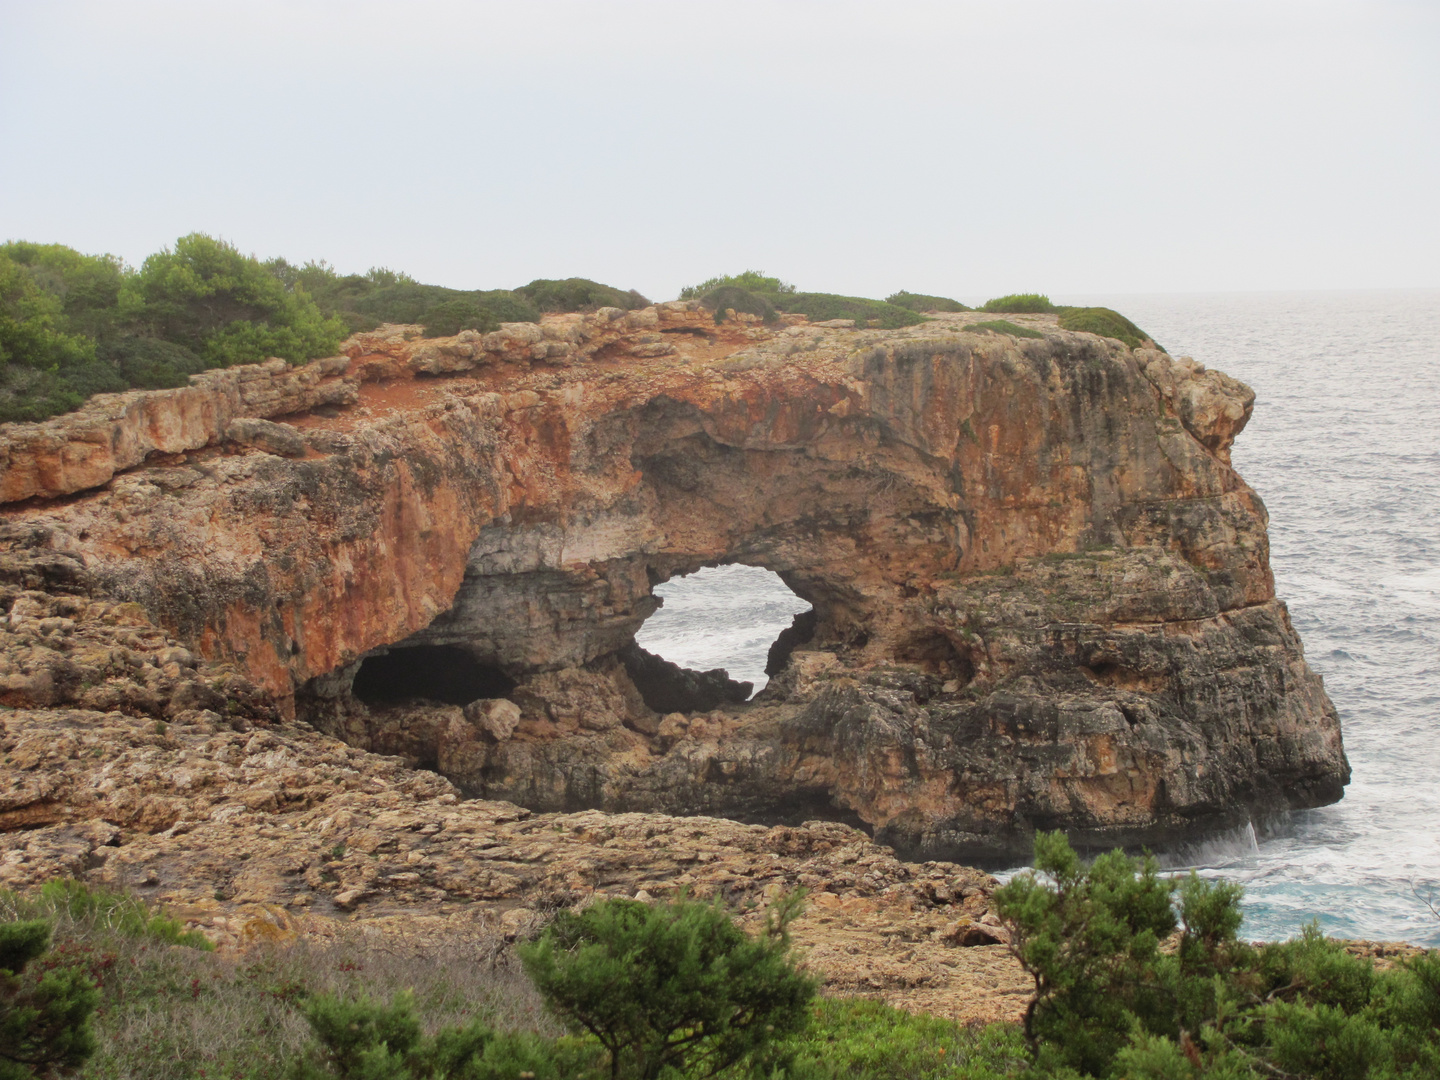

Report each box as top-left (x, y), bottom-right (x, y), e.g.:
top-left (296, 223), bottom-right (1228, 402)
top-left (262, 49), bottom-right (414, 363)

top-left (2, 0), bottom-right (1437, 303)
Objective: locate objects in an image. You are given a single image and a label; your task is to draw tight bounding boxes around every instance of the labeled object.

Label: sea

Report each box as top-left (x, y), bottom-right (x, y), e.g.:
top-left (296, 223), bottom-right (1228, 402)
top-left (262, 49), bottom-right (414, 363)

top-left (635, 290), bottom-right (1440, 946)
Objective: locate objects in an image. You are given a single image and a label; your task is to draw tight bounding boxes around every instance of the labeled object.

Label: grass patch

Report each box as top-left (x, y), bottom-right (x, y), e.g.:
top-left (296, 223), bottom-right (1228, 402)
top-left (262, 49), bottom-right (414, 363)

top-left (886, 291), bottom-right (970, 313)
top-left (979, 293), bottom-right (1055, 314)
top-left (2, 882), bottom-right (555, 1080)
top-left (3, 880), bottom-right (214, 951)
top-left (961, 320), bottom-right (1044, 340)
top-left (777, 997), bottom-right (1026, 1078)
top-left (1056, 306), bottom-right (1159, 351)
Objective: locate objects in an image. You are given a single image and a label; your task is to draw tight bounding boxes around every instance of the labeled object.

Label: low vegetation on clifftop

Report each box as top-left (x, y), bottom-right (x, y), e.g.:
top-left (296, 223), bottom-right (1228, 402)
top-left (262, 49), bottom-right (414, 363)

top-left (2, 237), bottom-right (1161, 424)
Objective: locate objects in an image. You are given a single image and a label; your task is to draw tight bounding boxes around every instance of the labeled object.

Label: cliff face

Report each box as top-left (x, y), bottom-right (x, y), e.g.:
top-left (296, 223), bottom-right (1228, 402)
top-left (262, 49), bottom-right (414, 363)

top-left (0, 305), bottom-right (1348, 861)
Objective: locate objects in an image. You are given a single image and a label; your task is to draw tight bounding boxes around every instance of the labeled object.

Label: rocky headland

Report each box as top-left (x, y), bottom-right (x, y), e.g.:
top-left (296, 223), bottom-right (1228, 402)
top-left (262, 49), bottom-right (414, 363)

top-left (0, 302), bottom-right (1349, 1017)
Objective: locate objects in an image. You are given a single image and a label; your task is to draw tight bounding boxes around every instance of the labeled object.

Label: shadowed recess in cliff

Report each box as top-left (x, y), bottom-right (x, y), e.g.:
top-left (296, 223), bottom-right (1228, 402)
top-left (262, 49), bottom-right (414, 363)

top-left (351, 645), bottom-right (515, 706)
top-left (632, 565), bottom-right (814, 704)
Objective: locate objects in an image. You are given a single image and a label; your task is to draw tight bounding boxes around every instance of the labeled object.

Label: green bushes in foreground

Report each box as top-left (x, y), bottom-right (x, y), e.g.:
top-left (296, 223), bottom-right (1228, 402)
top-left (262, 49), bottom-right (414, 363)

top-left (0, 919), bottom-right (98, 1080)
top-left (519, 893), bottom-right (815, 1079)
top-left (4, 860), bottom-right (1440, 1078)
top-left (993, 831), bottom-right (1440, 1078)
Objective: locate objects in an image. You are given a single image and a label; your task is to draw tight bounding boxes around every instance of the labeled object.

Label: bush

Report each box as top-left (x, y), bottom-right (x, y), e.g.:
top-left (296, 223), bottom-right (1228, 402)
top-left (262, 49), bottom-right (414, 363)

top-left (996, 832), bottom-right (1440, 1078)
top-left (886, 291), bottom-right (970, 313)
top-left (420, 299), bottom-right (504, 338)
top-left (699, 285), bottom-right (779, 324)
top-left (679, 271), bottom-right (796, 300)
top-left (0, 249), bottom-right (107, 421)
top-left (264, 262), bottom-right (547, 339)
top-left (519, 894), bottom-right (817, 1080)
top-left (979, 294), bottom-right (1056, 314)
top-left (291, 990), bottom-right (598, 1080)
top-left (125, 233), bottom-right (347, 368)
top-left (0, 919), bottom-right (98, 1079)
top-left (1057, 306), bottom-right (1159, 351)
top-left (961, 320), bottom-right (1044, 340)
top-left (515, 278), bottom-right (649, 314)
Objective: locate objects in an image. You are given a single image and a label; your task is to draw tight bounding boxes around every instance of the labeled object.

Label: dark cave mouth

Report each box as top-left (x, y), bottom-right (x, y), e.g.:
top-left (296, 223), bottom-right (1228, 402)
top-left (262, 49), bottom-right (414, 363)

top-left (351, 644), bottom-right (516, 707)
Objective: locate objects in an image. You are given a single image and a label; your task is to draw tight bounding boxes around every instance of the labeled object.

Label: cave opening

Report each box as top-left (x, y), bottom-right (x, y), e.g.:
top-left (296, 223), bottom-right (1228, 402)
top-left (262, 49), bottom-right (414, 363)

top-left (630, 565), bottom-right (813, 711)
top-left (351, 644), bottom-right (516, 707)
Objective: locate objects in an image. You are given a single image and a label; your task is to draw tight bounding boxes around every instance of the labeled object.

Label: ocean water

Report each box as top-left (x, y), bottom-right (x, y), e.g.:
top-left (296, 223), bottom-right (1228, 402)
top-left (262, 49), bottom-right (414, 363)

top-left (635, 564), bottom-right (812, 694)
top-left (635, 291), bottom-right (1440, 945)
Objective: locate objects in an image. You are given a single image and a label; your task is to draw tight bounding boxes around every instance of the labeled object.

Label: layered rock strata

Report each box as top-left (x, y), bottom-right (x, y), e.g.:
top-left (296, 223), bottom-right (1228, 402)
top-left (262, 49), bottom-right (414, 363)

top-left (0, 304), bottom-right (1349, 862)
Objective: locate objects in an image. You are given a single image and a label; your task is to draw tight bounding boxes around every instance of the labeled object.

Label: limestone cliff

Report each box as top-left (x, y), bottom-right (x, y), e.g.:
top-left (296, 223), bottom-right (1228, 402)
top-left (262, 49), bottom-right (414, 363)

top-left (0, 304), bottom-right (1349, 862)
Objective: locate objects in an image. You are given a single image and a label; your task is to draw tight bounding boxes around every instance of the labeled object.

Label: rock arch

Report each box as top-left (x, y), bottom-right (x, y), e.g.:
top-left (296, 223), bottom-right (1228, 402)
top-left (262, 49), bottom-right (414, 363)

top-left (6, 308), bottom-right (1347, 860)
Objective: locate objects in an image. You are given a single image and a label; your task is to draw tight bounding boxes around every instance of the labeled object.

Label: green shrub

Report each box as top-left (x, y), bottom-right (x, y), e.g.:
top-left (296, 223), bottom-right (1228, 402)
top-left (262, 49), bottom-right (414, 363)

top-left (125, 233), bottom-right (347, 368)
top-left (979, 293), bottom-right (1055, 314)
top-left (699, 285), bottom-right (779, 324)
top-left (772, 292), bottom-right (925, 330)
top-left (515, 278), bottom-right (648, 314)
top-left (0, 234), bottom-right (355, 422)
top-left (519, 894), bottom-right (817, 1080)
top-left (679, 270), bottom-right (796, 300)
top-left (1056, 306), bottom-right (1159, 351)
top-left (0, 919), bottom-right (98, 1079)
top-left (886, 291), bottom-right (970, 313)
top-left (291, 990), bottom-right (599, 1080)
top-left (961, 320), bottom-right (1044, 340)
top-left (996, 832), bottom-right (1440, 1079)
top-left (0, 249), bottom-right (109, 422)
top-left (264, 261), bottom-right (543, 338)
top-left (996, 831), bottom-right (1178, 1075)
top-left (420, 299), bottom-right (502, 338)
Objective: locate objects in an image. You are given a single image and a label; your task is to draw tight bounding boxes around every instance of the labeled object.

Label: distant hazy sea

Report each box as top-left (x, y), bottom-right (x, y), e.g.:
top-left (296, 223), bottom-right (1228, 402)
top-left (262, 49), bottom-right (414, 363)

top-left (636, 290), bottom-right (1440, 946)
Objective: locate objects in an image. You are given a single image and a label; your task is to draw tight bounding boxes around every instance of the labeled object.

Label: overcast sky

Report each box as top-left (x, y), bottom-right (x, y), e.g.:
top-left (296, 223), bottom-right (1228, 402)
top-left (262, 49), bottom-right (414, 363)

top-left (2, 0), bottom-right (1436, 302)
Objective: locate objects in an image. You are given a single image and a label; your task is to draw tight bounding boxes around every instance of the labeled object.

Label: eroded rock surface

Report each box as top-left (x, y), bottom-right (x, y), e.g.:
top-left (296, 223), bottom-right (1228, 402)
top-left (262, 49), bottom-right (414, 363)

top-left (0, 535), bottom-right (1024, 1020)
top-left (0, 306), bottom-right (1348, 861)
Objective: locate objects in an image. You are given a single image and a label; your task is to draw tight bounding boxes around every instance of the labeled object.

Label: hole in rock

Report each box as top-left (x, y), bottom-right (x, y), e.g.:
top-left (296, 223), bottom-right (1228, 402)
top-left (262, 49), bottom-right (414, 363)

top-left (633, 565), bottom-right (813, 703)
top-left (351, 645), bottom-right (515, 707)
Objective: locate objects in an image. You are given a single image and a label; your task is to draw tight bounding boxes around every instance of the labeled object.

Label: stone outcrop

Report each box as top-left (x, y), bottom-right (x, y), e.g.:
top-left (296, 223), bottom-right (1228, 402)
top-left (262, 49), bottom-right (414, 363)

top-left (0, 355), bottom-right (355, 503)
top-left (0, 305), bottom-right (1348, 863)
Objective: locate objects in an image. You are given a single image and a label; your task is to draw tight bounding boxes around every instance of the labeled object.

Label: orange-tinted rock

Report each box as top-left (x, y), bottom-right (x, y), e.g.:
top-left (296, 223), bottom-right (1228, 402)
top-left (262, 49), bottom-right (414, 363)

top-left (0, 308), bottom-right (1347, 860)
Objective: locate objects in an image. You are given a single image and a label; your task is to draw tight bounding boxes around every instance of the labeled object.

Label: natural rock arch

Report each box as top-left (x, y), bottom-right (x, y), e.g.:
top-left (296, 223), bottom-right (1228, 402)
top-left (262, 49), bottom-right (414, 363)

top-left (3, 305), bottom-right (1347, 860)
